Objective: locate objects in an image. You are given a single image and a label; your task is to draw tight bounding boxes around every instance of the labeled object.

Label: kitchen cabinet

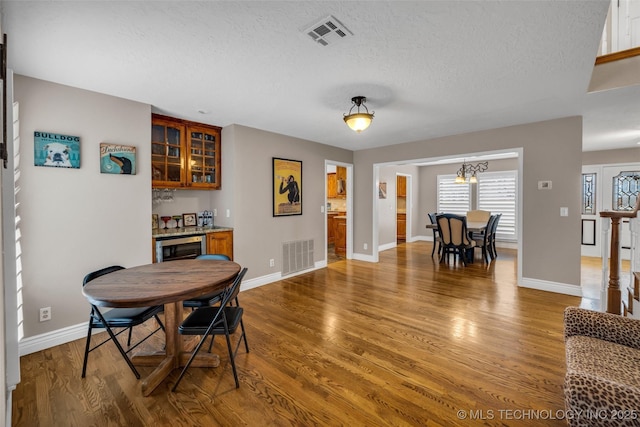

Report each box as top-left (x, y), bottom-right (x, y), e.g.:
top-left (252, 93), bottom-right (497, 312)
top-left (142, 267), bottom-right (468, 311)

top-left (207, 230), bottom-right (234, 260)
top-left (397, 213), bottom-right (406, 241)
top-left (336, 166), bottom-right (347, 198)
top-left (397, 175), bottom-right (406, 197)
top-left (327, 173), bottom-right (337, 198)
top-left (152, 114), bottom-right (221, 189)
top-left (334, 216), bottom-right (346, 256)
top-left (327, 212), bottom-right (340, 244)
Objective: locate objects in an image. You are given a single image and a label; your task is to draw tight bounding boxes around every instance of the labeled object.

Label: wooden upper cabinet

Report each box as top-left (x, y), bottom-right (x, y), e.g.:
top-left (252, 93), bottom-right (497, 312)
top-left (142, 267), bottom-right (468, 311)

top-left (397, 175), bottom-right (407, 197)
top-left (152, 114), bottom-right (221, 189)
top-left (336, 166), bottom-right (347, 198)
top-left (327, 173), bottom-right (337, 198)
top-left (151, 116), bottom-right (185, 188)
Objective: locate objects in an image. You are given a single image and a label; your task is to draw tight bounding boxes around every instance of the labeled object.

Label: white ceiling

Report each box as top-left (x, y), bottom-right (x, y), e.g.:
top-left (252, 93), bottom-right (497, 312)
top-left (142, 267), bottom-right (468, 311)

top-left (3, 0), bottom-right (638, 152)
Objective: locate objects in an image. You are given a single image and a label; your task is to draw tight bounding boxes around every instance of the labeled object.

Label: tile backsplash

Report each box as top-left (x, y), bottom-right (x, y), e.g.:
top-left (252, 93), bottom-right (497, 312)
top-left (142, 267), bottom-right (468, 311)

top-left (328, 198), bottom-right (347, 211)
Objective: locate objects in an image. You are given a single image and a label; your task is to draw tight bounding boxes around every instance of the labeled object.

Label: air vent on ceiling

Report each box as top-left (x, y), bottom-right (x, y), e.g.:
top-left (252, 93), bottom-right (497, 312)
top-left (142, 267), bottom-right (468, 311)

top-left (304, 15), bottom-right (353, 46)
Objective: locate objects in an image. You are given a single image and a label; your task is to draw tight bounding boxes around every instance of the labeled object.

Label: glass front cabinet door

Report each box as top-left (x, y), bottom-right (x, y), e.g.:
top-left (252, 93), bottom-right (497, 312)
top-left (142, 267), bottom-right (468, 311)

top-left (152, 114), bottom-right (221, 190)
top-left (187, 125), bottom-right (221, 189)
top-left (152, 116), bottom-right (185, 188)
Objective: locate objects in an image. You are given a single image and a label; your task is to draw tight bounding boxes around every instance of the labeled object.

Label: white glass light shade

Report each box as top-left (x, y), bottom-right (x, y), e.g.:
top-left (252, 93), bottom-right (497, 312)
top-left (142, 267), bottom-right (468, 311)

top-left (469, 174), bottom-right (478, 184)
top-left (344, 113), bottom-right (373, 133)
top-left (455, 175), bottom-right (466, 184)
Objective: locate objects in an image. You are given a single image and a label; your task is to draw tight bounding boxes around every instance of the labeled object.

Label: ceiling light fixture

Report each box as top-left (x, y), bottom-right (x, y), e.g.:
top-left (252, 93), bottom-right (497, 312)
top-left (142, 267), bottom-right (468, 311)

top-left (455, 160), bottom-right (488, 184)
top-left (343, 96), bottom-right (374, 133)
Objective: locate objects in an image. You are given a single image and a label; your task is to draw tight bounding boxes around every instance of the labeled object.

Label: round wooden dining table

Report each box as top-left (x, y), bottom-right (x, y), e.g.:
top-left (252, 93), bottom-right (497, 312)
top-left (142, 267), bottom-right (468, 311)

top-left (82, 259), bottom-right (241, 396)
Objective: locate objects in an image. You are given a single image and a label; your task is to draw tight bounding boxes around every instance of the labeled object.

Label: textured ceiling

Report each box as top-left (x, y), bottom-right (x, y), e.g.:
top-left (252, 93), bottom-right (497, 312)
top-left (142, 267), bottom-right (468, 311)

top-left (4, 0), bottom-right (635, 152)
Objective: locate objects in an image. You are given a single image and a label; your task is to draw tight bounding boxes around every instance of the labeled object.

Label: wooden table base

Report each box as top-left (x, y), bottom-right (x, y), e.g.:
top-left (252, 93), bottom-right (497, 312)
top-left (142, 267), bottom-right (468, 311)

top-left (130, 301), bottom-right (220, 396)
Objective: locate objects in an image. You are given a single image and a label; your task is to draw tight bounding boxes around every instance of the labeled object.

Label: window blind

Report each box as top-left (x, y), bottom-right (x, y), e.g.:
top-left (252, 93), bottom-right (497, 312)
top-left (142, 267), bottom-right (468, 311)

top-left (437, 175), bottom-right (470, 215)
top-left (477, 171), bottom-right (517, 240)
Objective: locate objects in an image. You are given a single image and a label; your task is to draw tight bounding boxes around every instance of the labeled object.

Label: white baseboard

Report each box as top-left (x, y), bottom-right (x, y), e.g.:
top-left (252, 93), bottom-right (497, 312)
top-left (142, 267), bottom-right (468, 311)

top-left (351, 252), bottom-right (376, 262)
top-left (20, 322), bottom-right (90, 356)
top-left (520, 277), bottom-right (582, 297)
top-left (378, 242), bottom-right (396, 252)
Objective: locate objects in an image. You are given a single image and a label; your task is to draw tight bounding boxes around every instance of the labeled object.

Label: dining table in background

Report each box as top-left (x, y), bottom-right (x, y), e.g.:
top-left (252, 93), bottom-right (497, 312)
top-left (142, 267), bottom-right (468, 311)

top-left (425, 220), bottom-right (488, 234)
top-left (82, 259), bottom-right (241, 396)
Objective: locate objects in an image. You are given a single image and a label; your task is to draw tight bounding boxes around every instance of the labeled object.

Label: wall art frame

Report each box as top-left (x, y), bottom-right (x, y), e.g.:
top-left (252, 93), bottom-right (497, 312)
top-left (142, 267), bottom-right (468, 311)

top-left (273, 157), bottom-right (302, 217)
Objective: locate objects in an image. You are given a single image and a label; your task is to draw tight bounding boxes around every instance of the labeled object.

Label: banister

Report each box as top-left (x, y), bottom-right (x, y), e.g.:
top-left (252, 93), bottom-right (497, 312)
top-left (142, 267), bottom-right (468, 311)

top-left (600, 197), bottom-right (640, 314)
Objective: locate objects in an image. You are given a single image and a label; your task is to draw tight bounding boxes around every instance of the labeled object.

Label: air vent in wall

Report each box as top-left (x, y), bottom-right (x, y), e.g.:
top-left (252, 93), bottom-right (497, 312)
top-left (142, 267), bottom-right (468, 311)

top-left (304, 15), bottom-right (353, 46)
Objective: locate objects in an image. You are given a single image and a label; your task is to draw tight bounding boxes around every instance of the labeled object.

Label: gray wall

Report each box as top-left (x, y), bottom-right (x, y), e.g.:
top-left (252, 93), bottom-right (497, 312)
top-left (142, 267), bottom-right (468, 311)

top-left (213, 124), bottom-right (353, 279)
top-left (582, 147), bottom-right (640, 165)
top-left (354, 117), bottom-right (583, 288)
top-left (15, 75), bottom-right (152, 338)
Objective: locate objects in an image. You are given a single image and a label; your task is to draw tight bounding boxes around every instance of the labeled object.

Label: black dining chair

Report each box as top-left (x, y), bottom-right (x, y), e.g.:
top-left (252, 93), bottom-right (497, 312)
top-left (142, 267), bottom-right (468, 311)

top-left (472, 214), bottom-right (497, 263)
top-left (436, 213), bottom-right (476, 266)
top-left (183, 254), bottom-right (231, 310)
top-left (488, 213), bottom-right (502, 259)
top-left (427, 212), bottom-right (442, 257)
top-left (172, 267), bottom-right (249, 392)
top-left (81, 265), bottom-right (165, 379)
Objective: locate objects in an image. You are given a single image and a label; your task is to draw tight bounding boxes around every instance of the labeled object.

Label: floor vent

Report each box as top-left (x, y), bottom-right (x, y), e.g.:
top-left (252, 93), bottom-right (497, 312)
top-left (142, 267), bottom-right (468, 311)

top-left (303, 15), bottom-right (352, 46)
top-left (282, 239), bottom-right (314, 276)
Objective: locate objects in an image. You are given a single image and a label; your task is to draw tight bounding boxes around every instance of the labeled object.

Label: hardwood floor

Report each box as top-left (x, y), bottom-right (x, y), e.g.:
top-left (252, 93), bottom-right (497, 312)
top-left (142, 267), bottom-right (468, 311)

top-left (13, 242), bottom-right (585, 426)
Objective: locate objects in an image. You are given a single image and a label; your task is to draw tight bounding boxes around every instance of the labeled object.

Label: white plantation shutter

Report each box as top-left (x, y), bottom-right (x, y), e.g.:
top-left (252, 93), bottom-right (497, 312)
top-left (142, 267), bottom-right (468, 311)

top-left (477, 171), bottom-right (517, 240)
top-left (437, 175), bottom-right (470, 215)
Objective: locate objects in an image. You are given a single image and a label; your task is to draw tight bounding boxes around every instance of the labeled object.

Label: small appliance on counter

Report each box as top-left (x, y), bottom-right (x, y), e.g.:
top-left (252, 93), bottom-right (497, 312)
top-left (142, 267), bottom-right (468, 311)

top-left (197, 210), bottom-right (214, 227)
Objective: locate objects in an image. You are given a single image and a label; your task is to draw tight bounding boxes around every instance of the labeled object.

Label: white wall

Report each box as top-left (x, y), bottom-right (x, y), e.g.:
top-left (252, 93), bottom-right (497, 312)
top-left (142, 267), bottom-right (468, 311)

top-left (15, 75), bottom-right (151, 339)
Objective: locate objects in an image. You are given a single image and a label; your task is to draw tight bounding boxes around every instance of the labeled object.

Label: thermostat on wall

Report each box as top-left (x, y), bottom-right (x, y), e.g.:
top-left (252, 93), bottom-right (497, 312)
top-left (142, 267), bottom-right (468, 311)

top-left (538, 180), bottom-right (552, 190)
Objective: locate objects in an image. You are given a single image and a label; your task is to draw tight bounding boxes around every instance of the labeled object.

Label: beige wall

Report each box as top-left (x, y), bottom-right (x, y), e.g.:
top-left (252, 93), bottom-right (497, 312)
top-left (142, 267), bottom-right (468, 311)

top-left (15, 75), bottom-right (151, 340)
top-left (582, 147), bottom-right (640, 165)
top-left (354, 117), bottom-right (583, 290)
top-left (221, 124), bottom-right (353, 279)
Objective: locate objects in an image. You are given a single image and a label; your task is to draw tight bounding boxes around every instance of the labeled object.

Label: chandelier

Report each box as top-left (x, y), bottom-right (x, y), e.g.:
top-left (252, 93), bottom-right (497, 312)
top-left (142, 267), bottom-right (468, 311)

top-left (343, 96), bottom-right (374, 133)
top-left (455, 160), bottom-right (488, 184)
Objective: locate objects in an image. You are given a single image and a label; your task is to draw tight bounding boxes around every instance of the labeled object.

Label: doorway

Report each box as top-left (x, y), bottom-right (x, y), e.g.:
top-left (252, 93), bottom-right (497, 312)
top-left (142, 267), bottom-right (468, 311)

top-left (326, 162), bottom-right (353, 264)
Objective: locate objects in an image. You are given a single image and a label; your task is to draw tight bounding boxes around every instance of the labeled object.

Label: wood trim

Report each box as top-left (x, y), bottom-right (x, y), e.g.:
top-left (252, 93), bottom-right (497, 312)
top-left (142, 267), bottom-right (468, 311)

top-left (595, 46), bottom-right (640, 65)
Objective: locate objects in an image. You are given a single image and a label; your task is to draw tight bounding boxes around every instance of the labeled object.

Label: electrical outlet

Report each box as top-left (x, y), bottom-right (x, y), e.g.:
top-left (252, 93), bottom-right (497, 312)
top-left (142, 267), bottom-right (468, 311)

top-left (364, 243), bottom-right (368, 250)
top-left (226, 209), bottom-right (230, 218)
top-left (269, 259), bottom-right (275, 267)
top-left (213, 209), bottom-right (217, 217)
top-left (39, 307), bottom-right (51, 322)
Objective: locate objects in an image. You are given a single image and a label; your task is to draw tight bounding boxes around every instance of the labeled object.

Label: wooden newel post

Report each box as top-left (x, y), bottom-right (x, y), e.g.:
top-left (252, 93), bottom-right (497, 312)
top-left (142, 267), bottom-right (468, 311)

top-left (604, 214), bottom-right (622, 314)
top-left (600, 198), bottom-right (640, 315)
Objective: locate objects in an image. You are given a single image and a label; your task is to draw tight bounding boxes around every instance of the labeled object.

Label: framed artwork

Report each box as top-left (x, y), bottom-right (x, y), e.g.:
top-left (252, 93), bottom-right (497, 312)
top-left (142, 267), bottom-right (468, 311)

top-left (378, 182), bottom-right (387, 199)
top-left (182, 213), bottom-right (197, 227)
top-left (152, 214), bottom-right (159, 230)
top-left (273, 157), bottom-right (302, 217)
top-left (100, 143), bottom-right (136, 174)
top-left (34, 131), bottom-right (81, 168)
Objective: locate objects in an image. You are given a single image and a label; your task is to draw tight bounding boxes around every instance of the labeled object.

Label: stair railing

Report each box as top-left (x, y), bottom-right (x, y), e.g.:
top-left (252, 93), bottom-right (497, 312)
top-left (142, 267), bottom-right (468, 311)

top-left (600, 197), bottom-right (640, 314)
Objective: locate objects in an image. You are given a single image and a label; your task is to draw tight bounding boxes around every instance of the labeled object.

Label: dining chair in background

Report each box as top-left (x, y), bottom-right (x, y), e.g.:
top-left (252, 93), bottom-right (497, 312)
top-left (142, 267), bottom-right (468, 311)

top-left (488, 213), bottom-right (502, 259)
top-left (466, 209), bottom-right (491, 223)
top-left (436, 214), bottom-right (476, 266)
top-left (81, 265), bottom-right (165, 379)
top-left (472, 214), bottom-right (497, 263)
top-left (182, 254), bottom-right (231, 310)
top-left (172, 267), bottom-right (249, 392)
top-left (427, 212), bottom-right (442, 257)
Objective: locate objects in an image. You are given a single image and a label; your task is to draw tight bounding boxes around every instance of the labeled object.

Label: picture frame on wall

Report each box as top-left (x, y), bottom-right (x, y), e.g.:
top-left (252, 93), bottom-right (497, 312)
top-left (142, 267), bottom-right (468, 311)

top-left (152, 214), bottom-right (159, 230)
top-left (34, 131), bottom-right (81, 168)
top-left (379, 182), bottom-right (387, 199)
top-left (100, 143), bottom-right (136, 174)
top-left (273, 157), bottom-right (302, 217)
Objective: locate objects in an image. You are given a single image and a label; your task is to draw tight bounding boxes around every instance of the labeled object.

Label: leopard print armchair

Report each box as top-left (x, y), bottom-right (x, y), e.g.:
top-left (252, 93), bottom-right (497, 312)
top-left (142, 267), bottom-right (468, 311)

top-left (564, 306), bottom-right (640, 426)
